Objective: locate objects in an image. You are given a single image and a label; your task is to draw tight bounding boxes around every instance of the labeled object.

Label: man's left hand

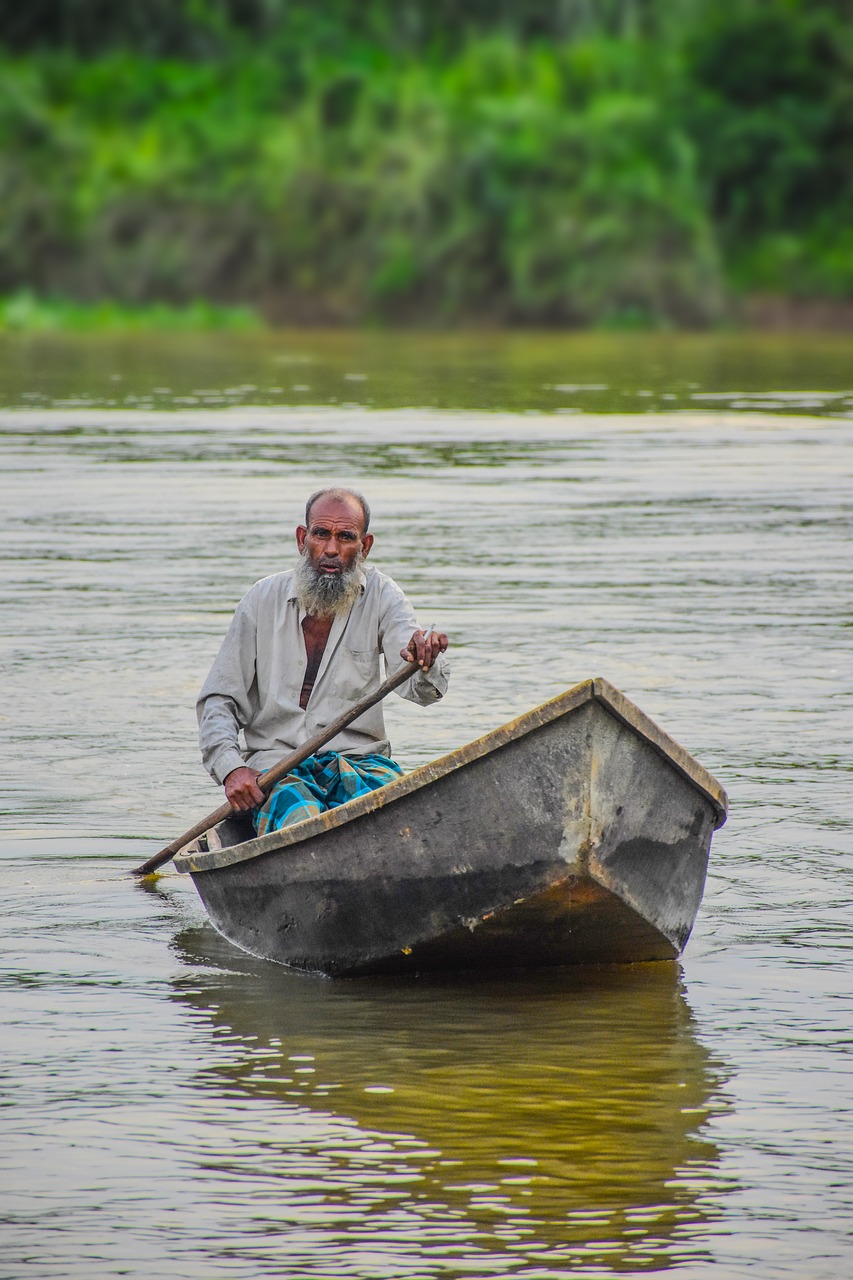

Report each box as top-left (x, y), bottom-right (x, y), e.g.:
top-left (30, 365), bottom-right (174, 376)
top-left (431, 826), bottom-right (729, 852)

top-left (402, 629), bottom-right (448, 671)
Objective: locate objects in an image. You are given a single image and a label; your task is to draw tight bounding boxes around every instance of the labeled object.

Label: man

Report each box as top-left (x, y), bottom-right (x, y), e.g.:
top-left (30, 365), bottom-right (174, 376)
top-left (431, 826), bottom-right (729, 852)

top-left (197, 488), bottom-right (449, 834)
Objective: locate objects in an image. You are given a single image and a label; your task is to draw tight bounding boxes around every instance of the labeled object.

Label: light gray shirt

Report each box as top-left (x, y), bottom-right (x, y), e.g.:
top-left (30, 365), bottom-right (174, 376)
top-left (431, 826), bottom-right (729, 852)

top-left (197, 566), bottom-right (449, 784)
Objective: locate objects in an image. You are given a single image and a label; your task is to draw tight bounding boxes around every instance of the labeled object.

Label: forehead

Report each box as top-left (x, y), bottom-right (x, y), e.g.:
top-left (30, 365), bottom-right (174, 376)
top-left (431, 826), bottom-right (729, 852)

top-left (307, 495), bottom-right (364, 531)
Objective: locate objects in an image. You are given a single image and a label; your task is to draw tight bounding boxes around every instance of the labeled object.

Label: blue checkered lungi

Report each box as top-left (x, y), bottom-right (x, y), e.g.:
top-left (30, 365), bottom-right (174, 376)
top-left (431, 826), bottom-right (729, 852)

top-left (253, 751), bottom-right (404, 836)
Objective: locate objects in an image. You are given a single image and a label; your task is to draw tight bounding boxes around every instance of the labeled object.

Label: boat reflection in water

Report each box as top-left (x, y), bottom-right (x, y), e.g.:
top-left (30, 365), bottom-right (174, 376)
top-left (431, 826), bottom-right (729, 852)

top-left (170, 923), bottom-right (730, 1272)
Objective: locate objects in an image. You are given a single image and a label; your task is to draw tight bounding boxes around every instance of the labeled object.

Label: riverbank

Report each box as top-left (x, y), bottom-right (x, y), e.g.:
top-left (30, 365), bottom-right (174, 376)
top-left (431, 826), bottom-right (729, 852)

top-left (2, 3), bottom-right (850, 330)
top-left (4, 291), bottom-right (853, 335)
top-left (0, 293), bottom-right (262, 333)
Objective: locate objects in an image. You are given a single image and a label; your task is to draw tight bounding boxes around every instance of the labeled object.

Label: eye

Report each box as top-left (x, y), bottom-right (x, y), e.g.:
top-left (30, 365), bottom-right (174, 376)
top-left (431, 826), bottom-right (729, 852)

top-left (339, 531), bottom-right (357, 542)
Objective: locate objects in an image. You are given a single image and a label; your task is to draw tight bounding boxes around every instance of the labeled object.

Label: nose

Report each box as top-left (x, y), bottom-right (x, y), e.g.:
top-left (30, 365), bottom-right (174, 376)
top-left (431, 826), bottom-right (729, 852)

top-left (323, 533), bottom-right (340, 556)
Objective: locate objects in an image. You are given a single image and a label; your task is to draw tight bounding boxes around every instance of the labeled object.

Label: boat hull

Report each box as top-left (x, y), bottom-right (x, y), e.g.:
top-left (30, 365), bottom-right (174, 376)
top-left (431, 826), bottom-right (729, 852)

top-left (175, 679), bottom-right (726, 975)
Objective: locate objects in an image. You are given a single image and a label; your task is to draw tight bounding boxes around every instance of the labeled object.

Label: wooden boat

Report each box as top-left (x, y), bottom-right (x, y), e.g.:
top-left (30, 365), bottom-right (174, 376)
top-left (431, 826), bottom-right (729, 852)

top-left (174, 677), bottom-right (727, 976)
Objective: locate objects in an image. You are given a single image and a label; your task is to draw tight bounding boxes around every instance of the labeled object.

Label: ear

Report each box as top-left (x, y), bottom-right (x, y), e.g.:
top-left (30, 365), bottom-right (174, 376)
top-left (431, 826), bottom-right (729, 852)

top-left (361, 532), bottom-right (374, 559)
top-left (295, 524), bottom-right (307, 554)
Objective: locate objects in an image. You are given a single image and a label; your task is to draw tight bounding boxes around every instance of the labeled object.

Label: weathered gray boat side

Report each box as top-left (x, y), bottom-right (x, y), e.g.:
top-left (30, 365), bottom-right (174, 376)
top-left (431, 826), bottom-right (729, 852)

top-left (172, 678), bottom-right (727, 975)
top-left (591, 678), bottom-right (727, 824)
top-left (175, 677), bottom-right (726, 876)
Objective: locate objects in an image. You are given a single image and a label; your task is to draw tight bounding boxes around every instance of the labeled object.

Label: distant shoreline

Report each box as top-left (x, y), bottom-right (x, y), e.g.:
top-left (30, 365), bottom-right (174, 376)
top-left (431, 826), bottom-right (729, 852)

top-left (3, 292), bottom-right (853, 334)
top-left (3, 6), bottom-right (850, 333)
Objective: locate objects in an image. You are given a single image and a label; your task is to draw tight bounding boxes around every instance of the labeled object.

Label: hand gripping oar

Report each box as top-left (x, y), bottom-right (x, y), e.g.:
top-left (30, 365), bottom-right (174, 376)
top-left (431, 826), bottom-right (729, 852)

top-left (132, 655), bottom-right (428, 877)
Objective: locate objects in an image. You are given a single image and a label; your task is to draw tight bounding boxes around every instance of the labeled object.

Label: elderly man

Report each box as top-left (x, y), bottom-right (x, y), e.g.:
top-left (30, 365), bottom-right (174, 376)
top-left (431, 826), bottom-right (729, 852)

top-left (197, 488), bottom-right (449, 834)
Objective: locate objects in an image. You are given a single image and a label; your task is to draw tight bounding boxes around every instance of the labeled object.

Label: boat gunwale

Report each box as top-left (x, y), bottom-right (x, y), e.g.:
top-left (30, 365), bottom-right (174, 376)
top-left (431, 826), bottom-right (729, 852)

top-left (173, 676), bottom-right (727, 876)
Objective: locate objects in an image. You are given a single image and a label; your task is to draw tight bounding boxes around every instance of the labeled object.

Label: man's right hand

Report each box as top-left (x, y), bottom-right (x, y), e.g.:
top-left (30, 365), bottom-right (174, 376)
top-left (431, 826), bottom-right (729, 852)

top-left (402, 628), bottom-right (449, 671)
top-left (224, 766), bottom-right (265, 811)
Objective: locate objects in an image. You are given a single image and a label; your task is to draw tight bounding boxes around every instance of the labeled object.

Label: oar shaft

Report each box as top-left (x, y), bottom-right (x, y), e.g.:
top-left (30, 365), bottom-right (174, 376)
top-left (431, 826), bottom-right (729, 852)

top-left (133, 659), bottom-right (420, 876)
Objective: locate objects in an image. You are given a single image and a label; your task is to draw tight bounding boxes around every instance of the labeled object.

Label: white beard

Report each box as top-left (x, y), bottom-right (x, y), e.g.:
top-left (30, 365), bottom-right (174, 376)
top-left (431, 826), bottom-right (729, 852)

top-left (294, 551), bottom-right (364, 618)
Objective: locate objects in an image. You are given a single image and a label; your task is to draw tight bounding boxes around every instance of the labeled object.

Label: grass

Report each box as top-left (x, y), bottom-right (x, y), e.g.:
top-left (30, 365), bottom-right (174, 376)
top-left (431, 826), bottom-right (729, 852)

top-left (0, 291), bottom-right (263, 333)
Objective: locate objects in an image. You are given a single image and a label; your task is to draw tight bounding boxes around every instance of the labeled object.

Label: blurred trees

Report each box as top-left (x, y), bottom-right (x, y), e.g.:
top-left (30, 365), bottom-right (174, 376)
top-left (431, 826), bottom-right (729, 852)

top-left (0, 1), bottom-right (706, 53)
top-left (1, 0), bottom-right (850, 325)
top-left (684, 3), bottom-right (853, 299)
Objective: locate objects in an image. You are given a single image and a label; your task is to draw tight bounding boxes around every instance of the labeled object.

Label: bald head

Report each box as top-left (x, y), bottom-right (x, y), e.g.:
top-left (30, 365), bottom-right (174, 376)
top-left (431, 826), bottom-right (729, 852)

top-left (305, 488), bottom-right (370, 536)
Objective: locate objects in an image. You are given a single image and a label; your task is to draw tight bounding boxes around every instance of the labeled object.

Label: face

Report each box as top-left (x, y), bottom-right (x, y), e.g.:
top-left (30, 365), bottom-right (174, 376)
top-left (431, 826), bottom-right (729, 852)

top-left (295, 495), bottom-right (373, 576)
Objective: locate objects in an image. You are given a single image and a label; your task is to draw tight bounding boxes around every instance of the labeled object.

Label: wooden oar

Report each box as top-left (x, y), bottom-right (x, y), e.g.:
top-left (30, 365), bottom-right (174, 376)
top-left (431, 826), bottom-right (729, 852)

top-left (132, 658), bottom-right (422, 877)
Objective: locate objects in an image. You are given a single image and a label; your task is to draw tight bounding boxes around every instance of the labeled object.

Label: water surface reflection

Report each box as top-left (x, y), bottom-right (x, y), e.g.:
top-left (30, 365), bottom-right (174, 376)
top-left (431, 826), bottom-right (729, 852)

top-left (3, 329), bottom-right (853, 417)
top-left (170, 924), bottom-right (730, 1273)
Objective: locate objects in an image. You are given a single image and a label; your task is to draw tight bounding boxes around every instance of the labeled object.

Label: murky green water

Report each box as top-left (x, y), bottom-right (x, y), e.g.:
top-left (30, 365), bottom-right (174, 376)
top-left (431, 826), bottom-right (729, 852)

top-left (1, 332), bottom-right (852, 1278)
top-left (2, 328), bottom-right (853, 416)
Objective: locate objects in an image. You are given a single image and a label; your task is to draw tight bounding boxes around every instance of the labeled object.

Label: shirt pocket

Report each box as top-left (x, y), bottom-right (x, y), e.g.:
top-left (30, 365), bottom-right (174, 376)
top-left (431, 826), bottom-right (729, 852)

top-left (331, 647), bottom-right (378, 702)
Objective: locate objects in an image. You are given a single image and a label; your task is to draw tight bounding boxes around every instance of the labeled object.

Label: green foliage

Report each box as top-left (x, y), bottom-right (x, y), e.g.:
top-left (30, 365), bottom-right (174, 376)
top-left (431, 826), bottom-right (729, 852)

top-left (0, 290), bottom-right (261, 331)
top-left (685, 4), bottom-right (853, 226)
top-left (680, 1), bottom-right (853, 298)
top-left (0, 1), bottom-right (703, 56)
top-left (0, 0), bottom-right (849, 326)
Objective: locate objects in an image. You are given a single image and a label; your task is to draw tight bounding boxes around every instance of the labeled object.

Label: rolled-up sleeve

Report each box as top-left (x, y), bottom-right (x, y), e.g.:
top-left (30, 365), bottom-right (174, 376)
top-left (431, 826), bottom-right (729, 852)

top-left (377, 578), bottom-right (449, 705)
top-left (197, 593), bottom-right (260, 784)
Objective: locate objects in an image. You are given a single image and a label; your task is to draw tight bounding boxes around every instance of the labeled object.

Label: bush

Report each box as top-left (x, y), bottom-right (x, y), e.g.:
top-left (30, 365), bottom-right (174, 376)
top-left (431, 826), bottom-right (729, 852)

top-left (0, 1), bottom-right (849, 325)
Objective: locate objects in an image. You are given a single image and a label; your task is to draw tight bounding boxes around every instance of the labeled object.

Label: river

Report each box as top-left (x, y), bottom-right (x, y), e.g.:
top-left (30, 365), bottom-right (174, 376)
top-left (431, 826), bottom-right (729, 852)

top-left (1, 330), bottom-right (851, 1279)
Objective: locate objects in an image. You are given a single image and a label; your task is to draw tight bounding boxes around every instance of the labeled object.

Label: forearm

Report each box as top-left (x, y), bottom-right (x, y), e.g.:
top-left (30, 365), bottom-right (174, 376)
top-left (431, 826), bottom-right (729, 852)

top-left (397, 652), bottom-right (450, 704)
top-left (378, 581), bottom-right (450, 705)
top-left (197, 693), bottom-right (248, 784)
top-left (197, 591), bottom-right (260, 784)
